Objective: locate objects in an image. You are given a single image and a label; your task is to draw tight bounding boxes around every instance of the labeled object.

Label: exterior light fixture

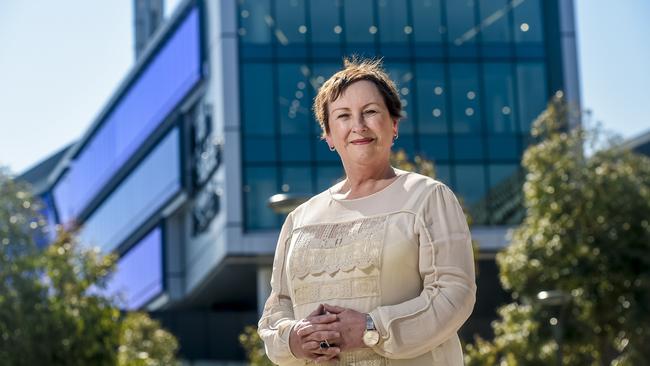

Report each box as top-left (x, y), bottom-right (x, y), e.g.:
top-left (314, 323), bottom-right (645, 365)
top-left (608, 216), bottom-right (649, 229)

top-left (268, 193), bottom-right (309, 214)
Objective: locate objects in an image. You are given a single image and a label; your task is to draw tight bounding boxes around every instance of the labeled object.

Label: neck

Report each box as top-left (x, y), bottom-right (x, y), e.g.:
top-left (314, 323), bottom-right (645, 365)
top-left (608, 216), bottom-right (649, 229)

top-left (338, 162), bottom-right (396, 198)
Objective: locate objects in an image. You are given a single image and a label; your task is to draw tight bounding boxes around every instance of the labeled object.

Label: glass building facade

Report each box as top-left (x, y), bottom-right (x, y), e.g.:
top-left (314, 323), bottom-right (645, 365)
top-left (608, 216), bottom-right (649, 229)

top-left (48, 5), bottom-right (204, 310)
top-left (238, 0), bottom-right (552, 229)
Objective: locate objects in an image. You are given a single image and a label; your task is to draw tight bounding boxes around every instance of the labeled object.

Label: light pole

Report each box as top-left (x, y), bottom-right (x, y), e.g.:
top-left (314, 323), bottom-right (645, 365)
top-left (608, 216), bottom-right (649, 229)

top-left (537, 290), bottom-right (571, 366)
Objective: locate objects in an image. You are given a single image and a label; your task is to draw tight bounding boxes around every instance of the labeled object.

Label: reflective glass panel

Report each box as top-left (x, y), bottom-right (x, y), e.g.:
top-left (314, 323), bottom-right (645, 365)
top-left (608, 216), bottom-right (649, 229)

top-left (516, 62), bottom-right (547, 133)
top-left (488, 135), bottom-right (518, 160)
top-left (416, 63), bottom-right (447, 134)
top-left (487, 163), bottom-right (522, 224)
top-left (435, 164), bottom-right (451, 185)
top-left (513, 0), bottom-right (543, 43)
top-left (377, 0), bottom-right (409, 43)
top-left (244, 167), bottom-right (278, 229)
top-left (239, 0), bottom-right (272, 44)
top-left (489, 164), bottom-right (519, 187)
top-left (242, 63), bottom-right (274, 135)
top-left (275, 0), bottom-right (306, 45)
top-left (105, 227), bottom-right (163, 310)
top-left (450, 63), bottom-right (481, 134)
top-left (478, 0), bottom-right (512, 42)
top-left (309, 63), bottom-right (340, 96)
top-left (393, 133), bottom-right (416, 159)
top-left (36, 192), bottom-right (57, 247)
top-left (386, 64), bottom-right (414, 134)
top-left (483, 63), bottom-right (517, 134)
top-left (454, 135), bottom-right (484, 161)
top-left (280, 136), bottom-right (312, 162)
top-left (344, 0), bottom-right (375, 43)
top-left (315, 139), bottom-right (342, 162)
top-left (419, 135), bottom-right (450, 161)
top-left (411, 0), bottom-right (443, 43)
top-left (273, 0), bottom-right (307, 56)
top-left (310, 0), bottom-right (342, 43)
top-left (281, 166), bottom-right (313, 195)
top-left (316, 165), bottom-right (344, 192)
top-left (446, 0), bottom-right (477, 45)
top-left (80, 128), bottom-right (181, 252)
top-left (244, 136), bottom-right (277, 163)
top-left (278, 63), bottom-right (311, 135)
top-left (453, 164), bottom-right (487, 208)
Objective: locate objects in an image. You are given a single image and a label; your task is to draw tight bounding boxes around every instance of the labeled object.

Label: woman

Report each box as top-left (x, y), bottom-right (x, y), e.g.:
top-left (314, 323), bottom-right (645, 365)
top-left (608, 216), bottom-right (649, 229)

top-left (258, 58), bottom-right (476, 365)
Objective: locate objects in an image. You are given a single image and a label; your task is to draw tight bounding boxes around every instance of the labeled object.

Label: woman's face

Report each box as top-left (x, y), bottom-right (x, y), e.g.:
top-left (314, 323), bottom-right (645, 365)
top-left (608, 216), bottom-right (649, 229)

top-left (325, 80), bottom-right (398, 168)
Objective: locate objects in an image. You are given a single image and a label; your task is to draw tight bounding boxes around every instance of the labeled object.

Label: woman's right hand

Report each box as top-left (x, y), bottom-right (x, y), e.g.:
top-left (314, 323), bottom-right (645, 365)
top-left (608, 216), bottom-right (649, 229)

top-left (289, 304), bottom-right (342, 362)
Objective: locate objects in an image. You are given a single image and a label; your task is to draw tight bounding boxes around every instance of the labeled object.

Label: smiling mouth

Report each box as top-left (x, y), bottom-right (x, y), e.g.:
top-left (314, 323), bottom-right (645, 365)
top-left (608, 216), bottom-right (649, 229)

top-left (350, 138), bottom-right (374, 145)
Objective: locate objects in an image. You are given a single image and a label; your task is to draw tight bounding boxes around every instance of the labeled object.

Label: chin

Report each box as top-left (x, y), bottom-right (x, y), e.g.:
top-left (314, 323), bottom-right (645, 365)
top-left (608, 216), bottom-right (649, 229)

top-left (351, 152), bottom-right (382, 164)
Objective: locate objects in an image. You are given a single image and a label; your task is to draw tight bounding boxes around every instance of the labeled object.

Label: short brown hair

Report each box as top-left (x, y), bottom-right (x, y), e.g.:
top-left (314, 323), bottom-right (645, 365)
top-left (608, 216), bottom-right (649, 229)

top-left (313, 57), bottom-right (402, 138)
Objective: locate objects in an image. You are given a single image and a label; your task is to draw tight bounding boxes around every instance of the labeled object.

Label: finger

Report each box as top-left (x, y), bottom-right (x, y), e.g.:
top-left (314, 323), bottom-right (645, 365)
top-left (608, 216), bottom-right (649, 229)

top-left (297, 323), bottom-right (329, 337)
top-left (305, 330), bottom-right (341, 343)
top-left (308, 347), bottom-right (340, 358)
top-left (322, 303), bottom-right (346, 314)
top-left (301, 340), bottom-right (322, 352)
top-left (308, 304), bottom-right (324, 317)
top-left (308, 313), bottom-right (338, 324)
top-left (314, 347), bottom-right (340, 362)
top-left (297, 321), bottom-right (339, 337)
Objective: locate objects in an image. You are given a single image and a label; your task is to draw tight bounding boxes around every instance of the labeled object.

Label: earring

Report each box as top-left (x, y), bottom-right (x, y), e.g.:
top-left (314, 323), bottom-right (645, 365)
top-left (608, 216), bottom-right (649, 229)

top-left (329, 145), bottom-right (336, 151)
top-left (394, 133), bottom-right (399, 141)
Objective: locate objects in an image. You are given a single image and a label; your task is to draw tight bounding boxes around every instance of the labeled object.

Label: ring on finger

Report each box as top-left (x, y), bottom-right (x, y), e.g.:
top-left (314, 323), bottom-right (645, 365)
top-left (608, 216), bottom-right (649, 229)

top-left (319, 339), bottom-right (330, 350)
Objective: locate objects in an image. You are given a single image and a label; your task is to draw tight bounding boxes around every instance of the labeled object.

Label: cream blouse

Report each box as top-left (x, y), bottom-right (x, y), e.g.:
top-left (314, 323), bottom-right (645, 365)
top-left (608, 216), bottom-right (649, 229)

top-left (258, 170), bottom-right (476, 365)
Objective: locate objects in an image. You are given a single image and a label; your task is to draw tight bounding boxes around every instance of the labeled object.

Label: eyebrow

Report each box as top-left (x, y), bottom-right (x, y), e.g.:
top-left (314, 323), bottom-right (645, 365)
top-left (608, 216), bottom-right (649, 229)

top-left (331, 102), bottom-right (381, 114)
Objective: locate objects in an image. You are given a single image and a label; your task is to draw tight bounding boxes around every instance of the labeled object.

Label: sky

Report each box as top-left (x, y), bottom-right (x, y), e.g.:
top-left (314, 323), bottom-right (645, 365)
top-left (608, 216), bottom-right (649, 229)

top-left (0, 0), bottom-right (648, 174)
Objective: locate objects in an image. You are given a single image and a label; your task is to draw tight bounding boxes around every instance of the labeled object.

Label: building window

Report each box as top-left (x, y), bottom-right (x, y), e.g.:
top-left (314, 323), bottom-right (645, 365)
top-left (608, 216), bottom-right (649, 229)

top-left (411, 0), bottom-right (443, 44)
top-left (344, 0), bottom-right (376, 44)
top-left (450, 63), bottom-right (481, 134)
top-left (516, 62), bottom-right (547, 134)
top-left (513, 0), bottom-right (544, 43)
top-left (244, 167), bottom-right (279, 229)
top-left (483, 63), bottom-right (517, 134)
top-left (237, 0), bottom-right (554, 229)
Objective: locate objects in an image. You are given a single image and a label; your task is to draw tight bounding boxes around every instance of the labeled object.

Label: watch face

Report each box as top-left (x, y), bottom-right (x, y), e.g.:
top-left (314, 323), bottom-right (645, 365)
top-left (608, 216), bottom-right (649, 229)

top-left (363, 330), bottom-right (380, 346)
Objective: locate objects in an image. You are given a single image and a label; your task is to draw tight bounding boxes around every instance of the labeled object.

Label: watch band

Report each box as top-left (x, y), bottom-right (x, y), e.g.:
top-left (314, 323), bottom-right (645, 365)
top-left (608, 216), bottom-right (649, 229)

top-left (366, 313), bottom-right (376, 331)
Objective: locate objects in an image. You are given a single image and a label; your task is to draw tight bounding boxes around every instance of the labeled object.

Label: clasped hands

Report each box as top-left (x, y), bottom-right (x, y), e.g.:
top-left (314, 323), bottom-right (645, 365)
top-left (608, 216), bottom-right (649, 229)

top-left (289, 303), bottom-right (367, 363)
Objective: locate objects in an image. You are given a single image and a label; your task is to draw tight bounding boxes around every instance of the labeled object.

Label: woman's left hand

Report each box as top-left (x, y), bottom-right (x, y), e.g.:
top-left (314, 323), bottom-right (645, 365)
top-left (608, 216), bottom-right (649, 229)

top-left (320, 304), bottom-right (367, 351)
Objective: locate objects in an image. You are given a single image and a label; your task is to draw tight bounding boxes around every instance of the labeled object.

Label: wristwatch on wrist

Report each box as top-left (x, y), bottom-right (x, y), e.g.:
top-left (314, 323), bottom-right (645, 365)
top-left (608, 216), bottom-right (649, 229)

top-left (363, 313), bottom-right (380, 347)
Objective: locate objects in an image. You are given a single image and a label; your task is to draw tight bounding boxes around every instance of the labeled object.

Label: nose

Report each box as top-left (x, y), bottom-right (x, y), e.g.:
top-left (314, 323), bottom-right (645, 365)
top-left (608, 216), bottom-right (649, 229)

top-left (351, 112), bottom-right (368, 133)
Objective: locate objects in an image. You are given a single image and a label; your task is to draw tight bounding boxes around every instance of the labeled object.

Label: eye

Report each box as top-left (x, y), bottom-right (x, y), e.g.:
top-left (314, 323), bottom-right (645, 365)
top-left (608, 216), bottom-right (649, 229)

top-left (364, 109), bottom-right (377, 115)
top-left (336, 113), bottom-right (350, 119)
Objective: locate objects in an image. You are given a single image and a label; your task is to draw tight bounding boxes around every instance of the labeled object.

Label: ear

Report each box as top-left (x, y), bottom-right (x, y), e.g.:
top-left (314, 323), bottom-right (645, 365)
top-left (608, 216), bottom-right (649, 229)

top-left (392, 119), bottom-right (399, 136)
top-left (324, 133), bottom-right (334, 148)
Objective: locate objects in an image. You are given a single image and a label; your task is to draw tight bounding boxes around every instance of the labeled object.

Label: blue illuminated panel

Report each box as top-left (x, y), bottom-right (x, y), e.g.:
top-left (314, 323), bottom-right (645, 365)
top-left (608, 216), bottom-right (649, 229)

top-left (53, 7), bottom-right (200, 224)
top-left (80, 128), bottom-right (180, 252)
top-left (36, 192), bottom-right (58, 248)
top-left (106, 227), bottom-right (163, 310)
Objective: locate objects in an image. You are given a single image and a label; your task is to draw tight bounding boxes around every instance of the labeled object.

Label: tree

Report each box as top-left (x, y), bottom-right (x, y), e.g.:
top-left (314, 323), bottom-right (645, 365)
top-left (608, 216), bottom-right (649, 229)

top-left (0, 168), bottom-right (180, 365)
top-left (118, 312), bottom-right (180, 366)
top-left (465, 93), bottom-right (650, 365)
top-left (239, 325), bottom-right (275, 366)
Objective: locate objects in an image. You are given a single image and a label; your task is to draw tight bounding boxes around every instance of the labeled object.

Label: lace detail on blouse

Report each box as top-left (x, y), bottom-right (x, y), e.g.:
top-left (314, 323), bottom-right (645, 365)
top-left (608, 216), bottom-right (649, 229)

top-left (289, 216), bottom-right (388, 279)
top-left (293, 276), bottom-right (380, 306)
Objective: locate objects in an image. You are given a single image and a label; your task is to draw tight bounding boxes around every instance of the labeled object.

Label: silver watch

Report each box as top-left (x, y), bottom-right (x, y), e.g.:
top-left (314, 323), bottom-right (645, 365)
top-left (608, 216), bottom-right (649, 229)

top-left (363, 313), bottom-right (380, 346)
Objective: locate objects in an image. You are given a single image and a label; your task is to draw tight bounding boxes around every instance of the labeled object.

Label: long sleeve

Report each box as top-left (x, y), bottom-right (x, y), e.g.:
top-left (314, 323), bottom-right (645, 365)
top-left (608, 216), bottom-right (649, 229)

top-left (369, 183), bottom-right (476, 359)
top-left (258, 212), bottom-right (301, 365)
